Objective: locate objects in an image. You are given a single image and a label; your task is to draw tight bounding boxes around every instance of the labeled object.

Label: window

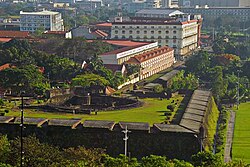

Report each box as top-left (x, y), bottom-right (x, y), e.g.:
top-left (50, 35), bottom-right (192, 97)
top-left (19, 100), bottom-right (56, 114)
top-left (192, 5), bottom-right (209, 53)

top-left (173, 26), bottom-right (176, 28)
top-left (115, 30), bottom-right (118, 34)
top-left (122, 35), bottom-right (126, 39)
top-left (151, 31), bottom-right (154, 34)
top-left (122, 30), bottom-right (125, 34)
top-left (144, 30), bottom-right (147, 34)
top-left (158, 36), bottom-right (162, 39)
top-left (151, 26), bottom-right (154, 28)
top-left (129, 30), bottom-right (133, 34)
top-left (173, 36), bottom-right (177, 39)
top-left (173, 39), bottom-right (176, 43)
top-left (122, 26), bottom-right (125, 28)
top-left (158, 31), bottom-right (161, 34)
top-left (166, 30), bottom-right (169, 34)
top-left (129, 35), bottom-right (133, 39)
top-left (144, 26), bottom-right (147, 28)
top-left (114, 35), bottom-right (118, 39)
top-left (136, 30), bottom-right (140, 34)
top-left (173, 30), bottom-right (177, 34)
top-left (137, 26), bottom-right (140, 28)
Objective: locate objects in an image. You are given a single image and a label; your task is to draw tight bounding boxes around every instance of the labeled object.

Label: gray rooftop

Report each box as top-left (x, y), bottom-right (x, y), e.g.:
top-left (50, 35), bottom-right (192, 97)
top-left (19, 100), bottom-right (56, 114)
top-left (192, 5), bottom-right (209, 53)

top-left (193, 90), bottom-right (211, 97)
top-left (153, 124), bottom-right (194, 133)
top-left (119, 122), bottom-right (150, 131)
top-left (14, 117), bottom-right (47, 126)
top-left (136, 9), bottom-right (184, 16)
top-left (185, 108), bottom-right (205, 116)
top-left (189, 99), bottom-right (208, 107)
top-left (159, 70), bottom-right (180, 81)
top-left (180, 119), bottom-right (201, 133)
top-left (0, 116), bottom-right (14, 123)
top-left (191, 95), bottom-right (210, 102)
top-left (48, 119), bottom-right (81, 128)
top-left (187, 103), bottom-right (207, 111)
top-left (182, 113), bottom-right (203, 123)
top-left (83, 120), bottom-right (115, 130)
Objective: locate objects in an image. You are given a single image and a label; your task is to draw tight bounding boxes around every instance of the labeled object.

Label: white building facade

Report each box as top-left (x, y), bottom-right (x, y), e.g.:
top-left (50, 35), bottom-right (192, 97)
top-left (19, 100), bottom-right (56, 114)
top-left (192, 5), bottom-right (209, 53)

top-left (111, 18), bottom-right (201, 56)
top-left (20, 11), bottom-right (64, 32)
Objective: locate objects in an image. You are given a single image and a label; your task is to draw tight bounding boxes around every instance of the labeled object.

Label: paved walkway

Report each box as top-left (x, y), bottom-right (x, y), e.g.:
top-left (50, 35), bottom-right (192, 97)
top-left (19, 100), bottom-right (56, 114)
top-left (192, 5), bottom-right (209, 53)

top-left (224, 111), bottom-right (236, 163)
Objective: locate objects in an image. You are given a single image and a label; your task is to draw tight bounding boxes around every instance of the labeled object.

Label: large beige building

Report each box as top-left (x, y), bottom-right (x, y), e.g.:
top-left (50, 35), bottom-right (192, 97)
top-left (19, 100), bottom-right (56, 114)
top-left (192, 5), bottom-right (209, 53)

top-left (20, 10), bottom-right (64, 32)
top-left (111, 15), bottom-right (202, 58)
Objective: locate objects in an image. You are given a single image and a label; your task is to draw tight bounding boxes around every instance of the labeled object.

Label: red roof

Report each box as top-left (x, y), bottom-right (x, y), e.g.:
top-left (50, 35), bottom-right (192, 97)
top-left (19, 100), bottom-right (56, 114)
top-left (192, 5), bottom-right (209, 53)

top-left (91, 29), bottom-right (108, 37)
top-left (45, 31), bottom-right (67, 35)
top-left (0, 31), bottom-right (29, 38)
top-left (95, 23), bottom-right (112, 27)
top-left (126, 46), bottom-right (174, 63)
top-left (0, 63), bottom-right (14, 71)
top-left (0, 38), bottom-right (12, 43)
top-left (86, 39), bottom-right (152, 47)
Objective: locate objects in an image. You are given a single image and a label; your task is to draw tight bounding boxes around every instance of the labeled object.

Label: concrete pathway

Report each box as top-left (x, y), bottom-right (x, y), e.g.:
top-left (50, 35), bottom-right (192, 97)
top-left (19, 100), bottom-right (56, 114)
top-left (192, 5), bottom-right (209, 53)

top-left (224, 110), bottom-right (236, 163)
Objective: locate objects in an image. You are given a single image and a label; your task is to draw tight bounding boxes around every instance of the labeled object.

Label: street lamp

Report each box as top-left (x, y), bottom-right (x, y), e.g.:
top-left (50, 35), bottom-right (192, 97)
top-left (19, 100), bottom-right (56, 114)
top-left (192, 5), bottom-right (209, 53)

top-left (122, 126), bottom-right (130, 157)
top-left (20, 91), bottom-right (25, 167)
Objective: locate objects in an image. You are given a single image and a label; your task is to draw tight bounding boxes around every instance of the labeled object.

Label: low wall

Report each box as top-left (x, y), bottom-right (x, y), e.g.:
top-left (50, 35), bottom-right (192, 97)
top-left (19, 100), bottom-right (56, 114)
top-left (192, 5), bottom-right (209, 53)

top-left (0, 121), bottom-right (199, 161)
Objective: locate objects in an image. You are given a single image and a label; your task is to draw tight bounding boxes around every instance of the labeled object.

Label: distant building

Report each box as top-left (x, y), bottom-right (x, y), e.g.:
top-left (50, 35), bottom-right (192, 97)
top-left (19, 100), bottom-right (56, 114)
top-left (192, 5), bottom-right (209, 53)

top-left (178, 0), bottom-right (250, 7)
top-left (76, 0), bottom-right (103, 12)
top-left (180, 7), bottom-right (250, 21)
top-left (135, 9), bottom-right (185, 18)
top-left (20, 10), bottom-right (64, 32)
top-left (99, 41), bottom-right (158, 65)
top-left (123, 0), bottom-right (161, 13)
top-left (126, 46), bottom-right (174, 79)
top-left (111, 9), bottom-right (203, 58)
top-left (71, 26), bottom-right (108, 39)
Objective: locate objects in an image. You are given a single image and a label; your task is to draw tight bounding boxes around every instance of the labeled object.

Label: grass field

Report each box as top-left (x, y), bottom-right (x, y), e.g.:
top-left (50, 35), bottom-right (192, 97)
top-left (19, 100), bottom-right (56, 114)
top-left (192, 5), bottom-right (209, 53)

top-left (232, 102), bottom-right (250, 164)
top-left (5, 96), bottom-right (184, 125)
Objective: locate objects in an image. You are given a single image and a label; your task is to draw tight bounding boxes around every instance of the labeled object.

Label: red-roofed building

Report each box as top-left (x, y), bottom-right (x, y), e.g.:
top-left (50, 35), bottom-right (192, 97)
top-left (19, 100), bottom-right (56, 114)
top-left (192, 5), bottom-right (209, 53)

top-left (0, 63), bottom-right (14, 71)
top-left (95, 22), bottom-right (112, 35)
top-left (0, 30), bottom-right (29, 39)
top-left (99, 41), bottom-right (158, 65)
top-left (126, 46), bottom-right (174, 79)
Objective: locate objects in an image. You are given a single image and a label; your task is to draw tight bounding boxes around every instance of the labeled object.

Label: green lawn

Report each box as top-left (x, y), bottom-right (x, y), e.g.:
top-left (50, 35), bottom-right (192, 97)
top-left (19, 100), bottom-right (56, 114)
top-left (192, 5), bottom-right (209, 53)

top-left (5, 96), bottom-right (183, 125)
top-left (232, 102), bottom-right (250, 164)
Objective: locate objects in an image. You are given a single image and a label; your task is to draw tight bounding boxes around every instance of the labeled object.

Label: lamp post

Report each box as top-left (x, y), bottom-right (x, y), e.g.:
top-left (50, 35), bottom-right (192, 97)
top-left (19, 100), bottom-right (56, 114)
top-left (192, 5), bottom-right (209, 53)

top-left (122, 126), bottom-right (130, 157)
top-left (20, 92), bottom-right (24, 167)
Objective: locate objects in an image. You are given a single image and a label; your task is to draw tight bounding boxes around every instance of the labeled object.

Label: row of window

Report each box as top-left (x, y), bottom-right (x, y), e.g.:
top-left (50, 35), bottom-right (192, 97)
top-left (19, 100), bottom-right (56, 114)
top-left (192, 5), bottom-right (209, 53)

top-left (114, 25), bottom-right (177, 29)
top-left (115, 30), bottom-right (177, 34)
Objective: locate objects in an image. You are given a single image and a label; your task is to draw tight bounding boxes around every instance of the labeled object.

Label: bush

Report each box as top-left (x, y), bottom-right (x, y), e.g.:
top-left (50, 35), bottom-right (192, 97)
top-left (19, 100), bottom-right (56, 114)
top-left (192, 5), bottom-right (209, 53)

top-left (167, 105), bottom-right (175, 112)
top-left (153, 85), bottom-right (164, 93)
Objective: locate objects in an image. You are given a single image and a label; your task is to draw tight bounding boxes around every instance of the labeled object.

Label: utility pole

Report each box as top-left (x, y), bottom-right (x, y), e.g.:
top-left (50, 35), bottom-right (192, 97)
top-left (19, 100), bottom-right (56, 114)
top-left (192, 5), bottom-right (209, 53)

top-left (20, 92), bottom-right (24, 167)
top-left (122, 126), bottom-right (130, 157)
top-left (237, 71), bottom-right (240, 110)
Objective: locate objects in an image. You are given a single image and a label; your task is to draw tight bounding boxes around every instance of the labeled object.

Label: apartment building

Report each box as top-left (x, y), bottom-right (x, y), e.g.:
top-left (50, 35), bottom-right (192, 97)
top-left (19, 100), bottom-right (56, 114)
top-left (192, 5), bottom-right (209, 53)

top-left (111, 11), bottom-right (202, 57)
top-left (180, 7), bottom-right (250, 21)
top-left (126, 46), bottom-right (174, 79)
top-left (178, 0), bottom-right (250, 7)
top-left (20, 10), bottom-right (64, 32)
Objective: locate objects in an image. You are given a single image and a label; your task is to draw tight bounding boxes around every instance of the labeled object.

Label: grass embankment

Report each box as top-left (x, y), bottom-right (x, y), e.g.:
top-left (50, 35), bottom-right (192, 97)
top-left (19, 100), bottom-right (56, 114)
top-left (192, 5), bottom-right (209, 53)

top-left (204, 97), bottom-right (220, 151)
top-left (5, 96), bottom-right (183, 125)
top-left (232, 102), bottom-right (250, 164)
top-left (216, 110), bottom-right (230, 156)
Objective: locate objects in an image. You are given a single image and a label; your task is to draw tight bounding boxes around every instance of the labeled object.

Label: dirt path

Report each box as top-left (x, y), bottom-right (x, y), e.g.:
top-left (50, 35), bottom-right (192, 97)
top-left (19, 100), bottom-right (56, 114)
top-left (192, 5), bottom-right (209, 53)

top-left (224, 110), bottom-right (235, 163)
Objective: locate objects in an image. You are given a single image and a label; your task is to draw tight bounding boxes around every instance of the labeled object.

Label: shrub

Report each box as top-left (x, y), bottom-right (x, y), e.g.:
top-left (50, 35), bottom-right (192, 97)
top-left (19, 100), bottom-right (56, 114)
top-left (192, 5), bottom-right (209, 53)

top-left (167, 105), bottom-right (175, 112)
top-left (153, 85), bottom-right (164, 93)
